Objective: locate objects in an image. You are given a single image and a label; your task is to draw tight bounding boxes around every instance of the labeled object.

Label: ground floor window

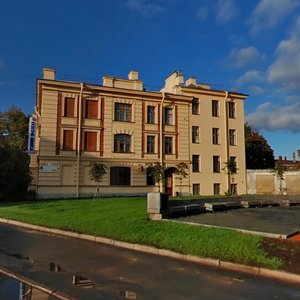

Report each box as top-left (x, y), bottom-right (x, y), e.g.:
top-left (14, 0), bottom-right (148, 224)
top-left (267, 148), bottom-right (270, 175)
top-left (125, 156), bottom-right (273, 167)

top-left (146, 168), bottom-right (155, 186)
top-left (193, 183), bottom-right (200, 195)
top-left (230, 184), bottom-right (237, 195)
top-left (213, 183), bottom-right (221, 195)
top-left (110, 167), bottom-right (131, 185)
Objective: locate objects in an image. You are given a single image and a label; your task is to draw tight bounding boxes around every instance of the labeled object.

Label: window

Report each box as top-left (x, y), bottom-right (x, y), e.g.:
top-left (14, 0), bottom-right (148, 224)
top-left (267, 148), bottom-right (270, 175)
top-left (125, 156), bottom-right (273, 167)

top-left (212, 128), bottom-right (219, 144)
top-left (192, 99), bottom-right (199, 115)
top-left (64, 98), bottom-right (75, 117)
top-left (230, 156), bottom-right (237, 171)
top-left (84, 131), bottom-right (97, 151)
top-left (213, 155), bottom-right (220, 173)
top-left (63, 130), bottom-right (73, 150)
top-left (230, 184), bottom-right (237, 195)
top-left (110, 167), bottom-right (130, 185)
top-left (164, 107), bottom-right (173, 125)
top-left (147, 136), bottom-right (155, 154)
top-left (146, 168), bottom-right (155, 186)
top-left (212, 100), bottom-right (219, 117)
top-left (214, 183), bottom-right (221, 195)
top-left (229, 129), bottom-right (236, 146)
top-left (193, 184), bottom-right (200, 195)
top-left (192, 155), bottom-right (199, 172)
top-left (115, 103), bottom-right (132, 122)
top-left (192, 126), bottom-right (199, 143)
top-left (228, 102), bottom-right (235, 118)
top-left (85, 100), bottom-right (98, 119)
top-left (114, 134), bottom-right (131, 153)
top-left (164, 137), bottom-right (173, 154)
top-left (147, 106), bottom-right (155, 124)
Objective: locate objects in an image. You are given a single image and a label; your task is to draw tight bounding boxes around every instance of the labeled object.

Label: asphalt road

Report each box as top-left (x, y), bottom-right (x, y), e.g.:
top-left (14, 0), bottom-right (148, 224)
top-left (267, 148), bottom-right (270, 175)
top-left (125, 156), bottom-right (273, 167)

top-left (0, 223), bottom-right (300, 300)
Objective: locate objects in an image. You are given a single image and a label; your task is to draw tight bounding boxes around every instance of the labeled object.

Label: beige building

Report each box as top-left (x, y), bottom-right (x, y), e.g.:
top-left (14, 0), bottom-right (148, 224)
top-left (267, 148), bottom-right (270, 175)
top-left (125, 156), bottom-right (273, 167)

top-left (29, 68), bottom-right (247, 198)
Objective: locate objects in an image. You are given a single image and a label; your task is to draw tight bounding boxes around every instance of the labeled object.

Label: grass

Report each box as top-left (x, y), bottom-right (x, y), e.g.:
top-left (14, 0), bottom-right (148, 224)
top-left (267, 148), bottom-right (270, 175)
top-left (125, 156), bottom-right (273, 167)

top-left (0, 197), bottom-right (282, 269)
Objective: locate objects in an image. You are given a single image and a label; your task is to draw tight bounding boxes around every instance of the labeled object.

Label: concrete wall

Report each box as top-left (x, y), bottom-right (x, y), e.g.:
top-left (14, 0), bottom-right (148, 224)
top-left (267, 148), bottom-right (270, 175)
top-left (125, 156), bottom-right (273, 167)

top-left (247, 170), bottom-right (300, 195)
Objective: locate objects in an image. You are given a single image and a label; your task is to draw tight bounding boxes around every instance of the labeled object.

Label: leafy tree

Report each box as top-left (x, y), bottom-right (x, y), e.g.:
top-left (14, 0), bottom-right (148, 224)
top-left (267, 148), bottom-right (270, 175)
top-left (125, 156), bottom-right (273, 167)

top-left (175, 162), bottom-right (189, 198)
top-left (0, 145), bottom-right (31, 201)
top-left (0, 106), bottom-right (29, 150)
top-left (89, 162), bottom-right (107, 199)
top-left (272, 161), bottom-right (287, 194)
top-left (223, 159), bottom-right (238, 195)
top-left (146, 162), bottom-right (166, 192)
top-left (245, 123), bottom-right (275, 169)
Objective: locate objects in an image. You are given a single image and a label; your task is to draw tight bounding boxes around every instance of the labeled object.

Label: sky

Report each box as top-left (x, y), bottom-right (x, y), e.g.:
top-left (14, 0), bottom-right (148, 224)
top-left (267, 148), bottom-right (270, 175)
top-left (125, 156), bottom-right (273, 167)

top-left (1, 0), bottom-right (300, 159)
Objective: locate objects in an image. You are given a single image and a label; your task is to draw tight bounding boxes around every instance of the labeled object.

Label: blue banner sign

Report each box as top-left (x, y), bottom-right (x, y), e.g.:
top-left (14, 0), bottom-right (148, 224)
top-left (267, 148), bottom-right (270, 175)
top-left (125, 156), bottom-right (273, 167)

top-left (27, 116), bottom-right (37, 153)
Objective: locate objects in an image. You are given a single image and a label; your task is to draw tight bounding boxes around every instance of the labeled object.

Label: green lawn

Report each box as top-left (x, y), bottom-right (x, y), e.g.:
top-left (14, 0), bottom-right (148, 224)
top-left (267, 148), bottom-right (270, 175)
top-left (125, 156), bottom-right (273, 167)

top-left (0, 197), bottom-right (281, 269)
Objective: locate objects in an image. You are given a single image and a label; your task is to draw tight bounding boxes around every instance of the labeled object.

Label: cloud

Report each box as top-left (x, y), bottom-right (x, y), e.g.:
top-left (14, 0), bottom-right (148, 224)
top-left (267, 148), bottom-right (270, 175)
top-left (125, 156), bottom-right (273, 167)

top-left (236, 70), bottom-right (263, 86)
top-left (126, 0), bottom-right (164, 17)
top-left (267, 16), bottom-right (300, 90)
top-left (215, 0), bottom-right (238, 24)
top-left (246, 102), bottom-right (300, 133)
top-left (228, 47), bottom-right (265, 68)
top-left (249, 0), bottom-right (299, 35)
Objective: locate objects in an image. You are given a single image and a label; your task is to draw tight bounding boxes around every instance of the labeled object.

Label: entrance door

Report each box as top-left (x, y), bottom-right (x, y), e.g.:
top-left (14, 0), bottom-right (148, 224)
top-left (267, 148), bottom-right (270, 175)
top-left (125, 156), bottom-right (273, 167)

top-left (165, 168), bottom-right (175, 196)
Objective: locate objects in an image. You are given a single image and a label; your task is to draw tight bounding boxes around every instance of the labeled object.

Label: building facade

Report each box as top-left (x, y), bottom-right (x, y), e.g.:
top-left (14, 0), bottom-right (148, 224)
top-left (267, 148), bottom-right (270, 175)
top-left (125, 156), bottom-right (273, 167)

top-left (29, 68), bottom-right (247, 198)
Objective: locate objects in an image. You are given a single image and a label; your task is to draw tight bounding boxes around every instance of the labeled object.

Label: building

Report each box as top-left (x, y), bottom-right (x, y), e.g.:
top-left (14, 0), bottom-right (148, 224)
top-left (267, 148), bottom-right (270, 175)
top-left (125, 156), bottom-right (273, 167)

top-left (29, 68), bottom-right (247, 198)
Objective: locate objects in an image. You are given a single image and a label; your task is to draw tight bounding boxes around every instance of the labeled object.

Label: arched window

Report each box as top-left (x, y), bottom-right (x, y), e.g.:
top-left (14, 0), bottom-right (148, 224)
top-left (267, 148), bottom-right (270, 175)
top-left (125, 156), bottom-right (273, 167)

top-left (114, 134), bottom-right (131, 153)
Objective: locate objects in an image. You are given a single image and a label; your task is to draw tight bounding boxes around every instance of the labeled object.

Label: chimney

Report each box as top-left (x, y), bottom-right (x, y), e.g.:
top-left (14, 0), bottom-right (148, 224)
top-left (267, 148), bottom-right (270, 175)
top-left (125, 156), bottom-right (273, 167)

top-left (185, 77), bottom-right (197, 86)
top-left (128, 71), bottom-right (139, 80)
top-left (43, 68), bottom-right (56, 80)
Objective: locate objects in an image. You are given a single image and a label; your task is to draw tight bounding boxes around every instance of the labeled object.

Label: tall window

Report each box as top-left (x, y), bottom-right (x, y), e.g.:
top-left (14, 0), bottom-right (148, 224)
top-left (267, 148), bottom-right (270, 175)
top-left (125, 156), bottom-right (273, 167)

top-left (147, 136), bottom-right (155, 154)
top-left (84, 131), bottom-right (97, 151)
top-left (193, 184), bottom-right (200, 195)
top-left (228, 102), bottom-right (235, 118)
top-left (229, 129), bottom-right (236, 146)
top-left (192, 155), bottom-right (199, 172)
top-left (63, 130), bottom-right (73, 150)
top-left (212, 128), bottom-right (219, 144)
top-left (110, 167), bottom-right (130, 185)
top-left (147, 168), bottom-right (155, 186)
top-left (164, 108), bottom-right (173, 125)
top-left (164, 137), bottom-right (173, 154)
top-left (147, 106), bottom-right (155, 124)
top-left (213, 155), bottom-right (220, 173)
top-left (85, 100), bottom-right (98, 119)
top-left (212, 100), bottom-right (219, 117)
top-left (115, 103), bottom-right (132, 122)
top-left (114, 134), bottom-right (131, 153)
top-left (214, 183), bottom-right (221, 195)
top-left (192, 126), bottom-right (199, 143)
top-left (192, 99), bottom-right (199, 115)
top-left (230, 156), bottom-right (237, 170)
top-left (64, 97), bottom-right (75, 117)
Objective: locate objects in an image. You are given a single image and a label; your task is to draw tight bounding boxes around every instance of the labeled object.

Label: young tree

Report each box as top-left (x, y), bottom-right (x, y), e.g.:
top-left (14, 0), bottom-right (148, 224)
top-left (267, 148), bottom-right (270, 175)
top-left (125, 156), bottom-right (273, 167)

top-left (223, 159), bottom-right (238, 195)
top-left (146, 162), bottom-right (166, 192)
top-left (272, 161), bottom-right (287, 194)
top-left (245, 123), bottom-right (275, 169)
top-left (89, 162), bottom-right (107, 199)
top-left (175, 162), bottom-right (189, 198)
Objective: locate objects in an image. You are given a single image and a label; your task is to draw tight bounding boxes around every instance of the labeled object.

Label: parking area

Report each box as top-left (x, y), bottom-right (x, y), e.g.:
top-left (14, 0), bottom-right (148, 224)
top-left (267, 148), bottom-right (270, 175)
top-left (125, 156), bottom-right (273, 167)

top-left (176, 205), bottom-right (300, 238)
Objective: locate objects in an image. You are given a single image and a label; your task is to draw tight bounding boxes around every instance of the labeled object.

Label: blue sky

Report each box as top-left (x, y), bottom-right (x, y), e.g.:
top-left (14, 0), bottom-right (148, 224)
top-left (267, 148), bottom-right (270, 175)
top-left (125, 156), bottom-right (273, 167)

top-left (1, 0), bottom-right (300, 159)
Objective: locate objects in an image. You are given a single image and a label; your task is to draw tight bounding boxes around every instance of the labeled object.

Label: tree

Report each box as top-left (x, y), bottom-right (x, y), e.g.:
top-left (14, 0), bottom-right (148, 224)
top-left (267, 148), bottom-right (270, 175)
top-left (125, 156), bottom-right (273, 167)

top-left (146, 162), bottom-right (166, 192)
top-left (0, 145), bottom-right (31, 201)
top-left (272, 161), bottom-right (287, 194)
top-left (244, 123), bottom-right (275, 169)
top-left (89, 162), bottom-right (107, 199)
top-left (175, 162), bottom-right (189, 198)
top-left (0, 106), bottom-right (29, 150)
top-left (223, 159), bottom-right (238, 195)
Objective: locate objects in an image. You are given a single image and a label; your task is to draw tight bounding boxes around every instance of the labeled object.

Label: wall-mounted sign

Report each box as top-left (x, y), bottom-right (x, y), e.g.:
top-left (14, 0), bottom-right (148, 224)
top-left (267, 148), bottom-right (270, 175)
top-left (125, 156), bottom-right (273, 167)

top-left (27, 116), bottom-right (37, 154)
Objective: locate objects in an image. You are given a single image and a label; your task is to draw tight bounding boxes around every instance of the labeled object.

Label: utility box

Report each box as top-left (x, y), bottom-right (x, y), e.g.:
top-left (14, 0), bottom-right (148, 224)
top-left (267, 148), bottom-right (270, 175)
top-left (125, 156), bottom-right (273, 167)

top-left (147, 192), bottom-right (169, 220)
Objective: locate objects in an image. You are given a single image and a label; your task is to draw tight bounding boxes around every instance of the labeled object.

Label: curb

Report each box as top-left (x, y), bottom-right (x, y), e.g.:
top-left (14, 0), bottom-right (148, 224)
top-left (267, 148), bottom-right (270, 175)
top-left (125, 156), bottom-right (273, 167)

top-left (1, 218), bottom-right (300, 285)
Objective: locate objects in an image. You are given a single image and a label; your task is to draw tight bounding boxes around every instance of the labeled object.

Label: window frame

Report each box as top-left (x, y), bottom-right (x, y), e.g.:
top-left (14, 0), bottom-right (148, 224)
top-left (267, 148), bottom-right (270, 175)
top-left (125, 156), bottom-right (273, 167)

top-left (228, 102), bottom-right (235, 118)
top-left (84, 131), bottom-right (97, 152)
top-left (147, 106), bottom-right (155, 124)
top-left (146, 135), bottom-right (155, 154)
top-left (192, 126), bottom-right (199, 143)
top-left (192, 155), bottom-right (200, 172)
top-left (64, 97), bottom-right (75, 117)
top-left (213, 183), bottom-right (221, 195)
top-left (212, 128), bottom-right (219, 145)
top-left (192, 183), bottom-right (200, 195)
top-left (164, 136), bottom-right (173, 154)
top-left (110, 167), bottom-right (131, 186)
top-left (114, 103), bottom-right (132, 122)
top-left (229, 129), bottom-right (236, 146)
top-left (212, 100), bottom-right (219, 117)
top-left (114, 134), bottom-right (131, 153)
top-left (164, 107), bottom-right (173, 125)
top-left (192, 99), bottom-right (199, 115)
top-left (85, 100), bottom-right (98, 119)
top-left (213, 155), bottom-right (220, 173)
top-left (62, 130), bottom-right (74, 150)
